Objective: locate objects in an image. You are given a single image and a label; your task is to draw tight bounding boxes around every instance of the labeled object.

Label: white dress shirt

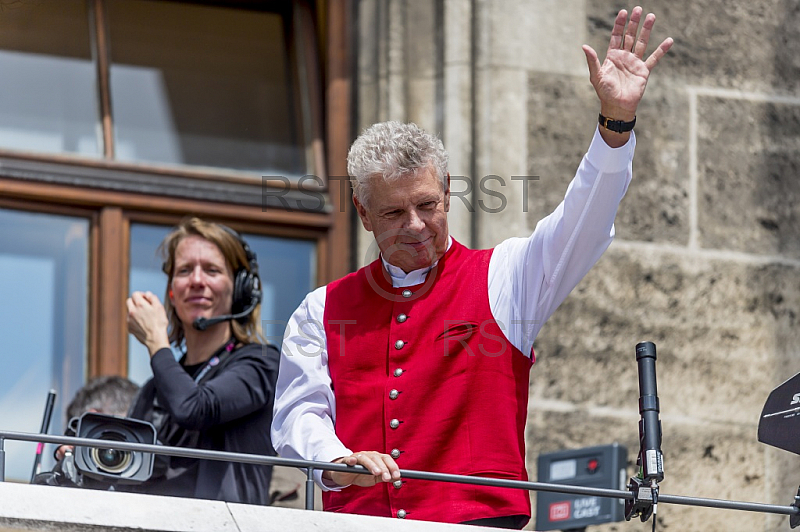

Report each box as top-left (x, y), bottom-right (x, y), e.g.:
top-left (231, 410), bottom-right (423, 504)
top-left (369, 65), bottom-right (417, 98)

top-left (272, 127), bottom-right (635, 488)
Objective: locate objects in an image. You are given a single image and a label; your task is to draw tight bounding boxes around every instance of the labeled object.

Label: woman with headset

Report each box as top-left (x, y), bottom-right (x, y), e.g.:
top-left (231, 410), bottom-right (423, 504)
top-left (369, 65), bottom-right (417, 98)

top-left (125, 217), bottom-right (279, 505)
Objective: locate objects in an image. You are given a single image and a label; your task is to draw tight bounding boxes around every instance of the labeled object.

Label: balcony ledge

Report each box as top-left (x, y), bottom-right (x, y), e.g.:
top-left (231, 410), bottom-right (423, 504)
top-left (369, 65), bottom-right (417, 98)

top-left (0, 482), bottom-right (507, 532)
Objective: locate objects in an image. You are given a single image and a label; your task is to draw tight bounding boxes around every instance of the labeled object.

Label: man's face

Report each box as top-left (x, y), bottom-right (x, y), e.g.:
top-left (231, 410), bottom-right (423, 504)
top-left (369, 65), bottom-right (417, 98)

top-left (355, 166), bottom-right (450, 273)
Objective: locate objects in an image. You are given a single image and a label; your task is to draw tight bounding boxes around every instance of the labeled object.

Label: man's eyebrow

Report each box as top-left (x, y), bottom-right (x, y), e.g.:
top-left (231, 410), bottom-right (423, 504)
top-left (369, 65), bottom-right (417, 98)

top-left (376, 190), bottom-right (442, 212)
top-left (378, 204), bottom-right (402, 214)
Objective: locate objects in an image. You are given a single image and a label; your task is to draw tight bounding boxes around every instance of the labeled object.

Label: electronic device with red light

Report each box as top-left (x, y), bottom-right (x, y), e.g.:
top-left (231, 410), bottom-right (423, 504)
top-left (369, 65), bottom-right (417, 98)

top-left (535, 443), bottom-right (628, 531)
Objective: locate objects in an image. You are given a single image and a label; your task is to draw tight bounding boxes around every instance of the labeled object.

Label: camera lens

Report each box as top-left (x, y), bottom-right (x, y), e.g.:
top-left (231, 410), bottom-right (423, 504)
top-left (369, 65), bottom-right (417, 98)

top-left (99, 448), bottom-right (126, 468)
top-left (89, 432), bottom-right (133, 474)
top-left (90, 446), bottom-right (132, 473)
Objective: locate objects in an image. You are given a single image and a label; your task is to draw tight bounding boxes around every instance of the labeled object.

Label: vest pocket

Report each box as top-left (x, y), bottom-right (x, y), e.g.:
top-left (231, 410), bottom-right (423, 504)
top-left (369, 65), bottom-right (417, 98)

top-left (436, 321), bottom-right (479, 357)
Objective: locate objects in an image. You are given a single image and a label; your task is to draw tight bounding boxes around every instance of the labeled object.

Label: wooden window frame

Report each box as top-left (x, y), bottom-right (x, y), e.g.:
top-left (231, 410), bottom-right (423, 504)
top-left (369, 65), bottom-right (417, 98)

top-left (0, 0), bottom-right (352, 379)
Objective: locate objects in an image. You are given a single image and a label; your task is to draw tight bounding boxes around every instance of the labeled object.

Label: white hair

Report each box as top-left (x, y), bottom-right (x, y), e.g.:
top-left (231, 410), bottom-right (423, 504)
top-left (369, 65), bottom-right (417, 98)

top-left (347, 121), bottom-right (449, 208)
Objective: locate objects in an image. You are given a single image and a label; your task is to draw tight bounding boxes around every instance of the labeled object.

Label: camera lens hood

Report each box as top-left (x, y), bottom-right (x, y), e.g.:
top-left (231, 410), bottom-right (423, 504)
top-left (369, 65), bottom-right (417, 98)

top-left (73, 412), bottom-right (156, 484)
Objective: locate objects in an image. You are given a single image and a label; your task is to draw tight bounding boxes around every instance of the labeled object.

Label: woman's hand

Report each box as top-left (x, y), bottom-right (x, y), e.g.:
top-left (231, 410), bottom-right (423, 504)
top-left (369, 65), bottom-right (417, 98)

top-left (126, 291), bottom-right (171, 356)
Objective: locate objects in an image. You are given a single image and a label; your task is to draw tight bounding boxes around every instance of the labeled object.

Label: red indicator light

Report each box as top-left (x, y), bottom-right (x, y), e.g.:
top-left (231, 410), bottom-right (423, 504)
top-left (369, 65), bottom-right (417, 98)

top-left (587, 458), bottom-right (599, 473)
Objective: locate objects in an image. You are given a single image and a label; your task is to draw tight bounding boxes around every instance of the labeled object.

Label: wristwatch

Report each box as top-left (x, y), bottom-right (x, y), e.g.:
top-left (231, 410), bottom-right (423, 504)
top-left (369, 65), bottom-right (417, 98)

top-left (598, 113), bottom-right (636, 133)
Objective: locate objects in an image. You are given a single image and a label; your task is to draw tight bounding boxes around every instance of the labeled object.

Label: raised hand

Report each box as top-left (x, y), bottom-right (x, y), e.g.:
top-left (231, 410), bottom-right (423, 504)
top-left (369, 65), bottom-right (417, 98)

top-left (582, 6), bottom-right (673, 145)
top-left (126, 291), bottom-right (170, 356)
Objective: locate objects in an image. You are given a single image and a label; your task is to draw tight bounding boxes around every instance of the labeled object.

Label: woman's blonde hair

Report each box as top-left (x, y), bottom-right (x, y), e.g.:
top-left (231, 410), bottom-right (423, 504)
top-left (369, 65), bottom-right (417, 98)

top-left (159, 217), bottom-right (264, 346)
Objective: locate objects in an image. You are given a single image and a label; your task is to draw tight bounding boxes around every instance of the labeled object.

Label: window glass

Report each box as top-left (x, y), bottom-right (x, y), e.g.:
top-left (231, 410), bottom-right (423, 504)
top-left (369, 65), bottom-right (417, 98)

top-left (128, 223), bottom-right (316, 384)
top-left (0, 0), bottom-right (100, 157)
top-left (128, 224), bottom-right (173, 382)
top-left (0, 209), bottom-right (88, 482)
top-left (108, 1), bottom-right (307, 176)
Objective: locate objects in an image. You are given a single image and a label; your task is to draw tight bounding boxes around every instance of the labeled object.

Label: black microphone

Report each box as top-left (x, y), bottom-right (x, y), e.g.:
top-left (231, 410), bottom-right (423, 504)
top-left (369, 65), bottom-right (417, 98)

top-left (635, 341), bottom-right (664, 483)
top-left (192, 291), bottom-right (261, 331)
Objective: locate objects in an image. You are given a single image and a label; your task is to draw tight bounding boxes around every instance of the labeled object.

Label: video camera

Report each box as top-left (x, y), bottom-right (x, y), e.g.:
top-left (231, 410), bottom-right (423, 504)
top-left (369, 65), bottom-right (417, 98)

top-left (73, 412), bottom-right (156, 483)
top-left (36, 412), bottom-right (156, 489)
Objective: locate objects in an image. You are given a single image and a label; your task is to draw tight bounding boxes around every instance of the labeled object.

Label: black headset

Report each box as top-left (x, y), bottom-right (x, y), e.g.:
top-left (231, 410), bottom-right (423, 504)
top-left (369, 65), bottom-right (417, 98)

top-left (219, 224), bottom-right (263, 320)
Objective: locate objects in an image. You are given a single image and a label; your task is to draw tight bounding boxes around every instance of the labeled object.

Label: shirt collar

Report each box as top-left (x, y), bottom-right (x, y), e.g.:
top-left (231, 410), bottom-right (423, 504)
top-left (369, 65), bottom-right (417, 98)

top-left (381, 236), bottom-right (452, 288)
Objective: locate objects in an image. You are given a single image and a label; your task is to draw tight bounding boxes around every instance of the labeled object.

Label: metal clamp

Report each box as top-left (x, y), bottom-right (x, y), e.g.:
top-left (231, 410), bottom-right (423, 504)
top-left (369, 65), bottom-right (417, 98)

top-left (790, 486), bottom-right (800, 529)
top-left (625, 476), bottom-right (656, 522)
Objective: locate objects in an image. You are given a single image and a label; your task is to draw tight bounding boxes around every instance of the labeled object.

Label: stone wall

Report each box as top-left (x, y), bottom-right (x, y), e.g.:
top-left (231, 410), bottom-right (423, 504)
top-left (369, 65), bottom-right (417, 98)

top-left (353, 1), bottom-right (800, 530)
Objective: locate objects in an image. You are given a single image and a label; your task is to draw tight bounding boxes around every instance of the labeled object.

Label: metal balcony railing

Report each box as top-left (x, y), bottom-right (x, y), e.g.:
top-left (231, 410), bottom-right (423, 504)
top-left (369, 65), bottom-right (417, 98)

top-left (0, 429), bottom-right (798, 521)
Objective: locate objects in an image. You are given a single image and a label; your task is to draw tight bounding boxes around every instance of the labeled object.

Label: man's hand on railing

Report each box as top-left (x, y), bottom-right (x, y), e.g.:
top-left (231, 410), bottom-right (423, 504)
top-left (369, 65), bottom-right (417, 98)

top-left (323, 451), bottom-right (401, 487)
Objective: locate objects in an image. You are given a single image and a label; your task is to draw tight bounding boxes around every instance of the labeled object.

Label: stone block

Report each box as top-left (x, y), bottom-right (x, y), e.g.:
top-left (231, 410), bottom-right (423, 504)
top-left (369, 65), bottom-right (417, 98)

top-left (443, 62), bottom-right (474, 245)
top-left (521, 0), bottom-right (588, 75)
top-left (357, 80), bottom-right (380, 130)
top-left (697, 94), bottom-right (800, 258)
top-left (530, 247), bottom-right (800, 425)
top-left (584, 0), bottom-right (800, 93)
top-left (474, 67), bottom-right (529, 246)
top-left (406, 0), bottom-right (438, 78)
top-left (527, 72), bottom-right (596, 221)
top-left (479, 0), bottom-right (535, 70)
top-left (526, 72), bottom-right (690, 245)
top-left (622, 82), bottom-right (691, 245)
top-left (443, 0), bottom-right (471, 65)
top-left (407, 77), bottom-right (439, 133)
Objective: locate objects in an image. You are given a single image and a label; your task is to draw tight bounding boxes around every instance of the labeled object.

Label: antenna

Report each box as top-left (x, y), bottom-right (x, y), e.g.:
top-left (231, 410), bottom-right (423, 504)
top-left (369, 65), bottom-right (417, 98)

top-left (30, 389), bottom-right (57, 483)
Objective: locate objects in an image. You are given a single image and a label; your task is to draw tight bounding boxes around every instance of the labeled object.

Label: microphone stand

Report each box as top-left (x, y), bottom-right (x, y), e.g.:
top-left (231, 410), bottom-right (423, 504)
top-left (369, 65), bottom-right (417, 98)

top-left (622, 341), bottom-right (800, 530)
top-left (625, 341), bottom-right (664, 528)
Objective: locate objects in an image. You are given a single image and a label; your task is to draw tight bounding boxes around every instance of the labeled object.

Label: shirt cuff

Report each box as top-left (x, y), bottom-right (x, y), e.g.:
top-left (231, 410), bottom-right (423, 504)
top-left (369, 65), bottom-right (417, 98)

top-left (585, 126), bottom-right (636, 174)
top-left (313, 445), bottom-right (353, 492)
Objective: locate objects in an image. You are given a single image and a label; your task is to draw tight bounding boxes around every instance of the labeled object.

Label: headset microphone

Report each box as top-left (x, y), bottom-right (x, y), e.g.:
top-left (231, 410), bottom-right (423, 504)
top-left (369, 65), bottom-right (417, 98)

top-left (192, 287), bottom-right (261, 331)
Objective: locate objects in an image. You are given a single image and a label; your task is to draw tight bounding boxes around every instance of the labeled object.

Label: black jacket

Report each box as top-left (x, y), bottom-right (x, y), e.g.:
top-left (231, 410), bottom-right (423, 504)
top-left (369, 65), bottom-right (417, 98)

top-left (126, 342), bottom-right (280, 505)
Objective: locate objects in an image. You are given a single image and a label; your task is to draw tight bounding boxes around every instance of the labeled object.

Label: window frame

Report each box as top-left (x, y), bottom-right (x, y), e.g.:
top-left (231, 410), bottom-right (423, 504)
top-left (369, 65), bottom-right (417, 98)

top-left (0, 0), bottom-right (353, 380)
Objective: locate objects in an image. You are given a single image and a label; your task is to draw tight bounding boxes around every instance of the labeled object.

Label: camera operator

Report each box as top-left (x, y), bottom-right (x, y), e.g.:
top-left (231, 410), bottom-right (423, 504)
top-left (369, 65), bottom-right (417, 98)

top-left (32, 375), bottom-right (140, 488)
top-left (124, 217), bottom-right (279, 505)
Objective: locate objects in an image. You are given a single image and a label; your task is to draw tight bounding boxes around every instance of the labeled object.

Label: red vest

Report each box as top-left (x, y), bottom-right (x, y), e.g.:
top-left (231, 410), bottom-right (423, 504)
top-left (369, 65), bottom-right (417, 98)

top-left (323, 240), bottom-right (533, 524)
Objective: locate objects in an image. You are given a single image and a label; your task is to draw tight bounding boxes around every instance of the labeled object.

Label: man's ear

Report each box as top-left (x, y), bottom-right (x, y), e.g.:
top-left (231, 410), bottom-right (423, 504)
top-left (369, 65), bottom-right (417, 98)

top-left (444, 173), bottom-right (451, 212)
top-left (353, 195), bottom-right (373, 232)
